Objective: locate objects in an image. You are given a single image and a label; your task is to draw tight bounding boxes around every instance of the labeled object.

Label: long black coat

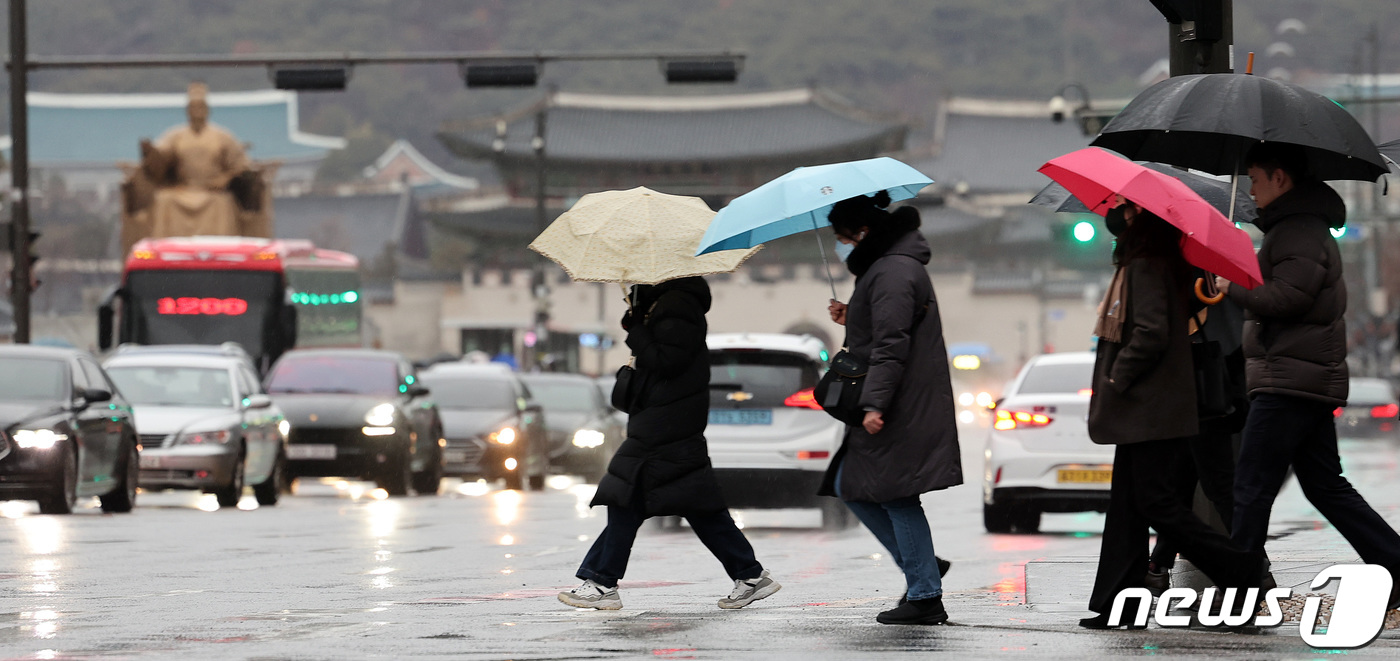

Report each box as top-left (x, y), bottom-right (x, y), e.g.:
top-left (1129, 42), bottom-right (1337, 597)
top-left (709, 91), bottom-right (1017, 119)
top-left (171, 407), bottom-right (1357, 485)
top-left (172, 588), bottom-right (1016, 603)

top-left (592, 277), bottom-right (728, 515)
top-left (818, 230), bottom-right (962, 503)
top-left (1227, 182), bottom-right (1349, 406)
top-left (1087, 257), bottom-right (1199, 444)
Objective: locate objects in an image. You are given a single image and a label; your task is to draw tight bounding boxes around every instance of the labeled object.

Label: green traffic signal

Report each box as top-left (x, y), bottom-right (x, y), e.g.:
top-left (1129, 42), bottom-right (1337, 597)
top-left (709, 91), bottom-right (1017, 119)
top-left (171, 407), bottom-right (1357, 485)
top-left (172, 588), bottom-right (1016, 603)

top-left (1072, 220), bottom-right (1097, 243)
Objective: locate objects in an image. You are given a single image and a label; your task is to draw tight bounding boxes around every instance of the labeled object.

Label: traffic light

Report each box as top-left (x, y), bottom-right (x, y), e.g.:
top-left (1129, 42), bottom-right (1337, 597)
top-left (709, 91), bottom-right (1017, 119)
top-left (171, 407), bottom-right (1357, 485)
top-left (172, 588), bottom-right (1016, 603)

top-left (1071, 220), bottom-right (1097, 243)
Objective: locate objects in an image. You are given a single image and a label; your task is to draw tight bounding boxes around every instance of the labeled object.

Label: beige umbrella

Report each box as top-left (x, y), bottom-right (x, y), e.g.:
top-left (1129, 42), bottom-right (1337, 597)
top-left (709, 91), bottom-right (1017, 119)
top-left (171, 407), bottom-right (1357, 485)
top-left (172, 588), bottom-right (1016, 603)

top-left (528, 186), bottom-right (761, 285)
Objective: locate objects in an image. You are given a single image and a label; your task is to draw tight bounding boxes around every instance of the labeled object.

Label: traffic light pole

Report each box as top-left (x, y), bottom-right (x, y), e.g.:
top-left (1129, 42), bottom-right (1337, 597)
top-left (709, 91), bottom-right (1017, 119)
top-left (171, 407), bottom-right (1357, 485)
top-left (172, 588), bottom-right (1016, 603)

top-left (8, 0), bottom-right (30, 343)
top-left (1167, 0), bottom-right (1233, 76)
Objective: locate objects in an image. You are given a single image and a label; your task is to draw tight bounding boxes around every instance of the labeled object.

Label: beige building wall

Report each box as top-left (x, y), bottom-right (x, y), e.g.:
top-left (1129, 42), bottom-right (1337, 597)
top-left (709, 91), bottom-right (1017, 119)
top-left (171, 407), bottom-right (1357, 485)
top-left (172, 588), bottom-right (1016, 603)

top-left (417, 266), bottom-right (1103, 380)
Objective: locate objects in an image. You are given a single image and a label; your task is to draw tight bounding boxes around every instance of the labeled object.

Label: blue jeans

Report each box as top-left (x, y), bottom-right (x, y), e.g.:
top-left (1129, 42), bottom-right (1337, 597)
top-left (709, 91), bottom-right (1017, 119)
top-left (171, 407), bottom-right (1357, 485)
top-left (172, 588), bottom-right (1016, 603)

top-left (836, 460), bottom-right (943, 600)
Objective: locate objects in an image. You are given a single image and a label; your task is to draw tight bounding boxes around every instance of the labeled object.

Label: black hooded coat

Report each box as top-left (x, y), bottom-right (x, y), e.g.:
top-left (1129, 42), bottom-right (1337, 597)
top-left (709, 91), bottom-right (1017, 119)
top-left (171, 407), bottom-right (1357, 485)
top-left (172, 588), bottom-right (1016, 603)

top-left (592, 276), bottom-right (728, 515)
top-left (817, 221), bottom-right (962, 503)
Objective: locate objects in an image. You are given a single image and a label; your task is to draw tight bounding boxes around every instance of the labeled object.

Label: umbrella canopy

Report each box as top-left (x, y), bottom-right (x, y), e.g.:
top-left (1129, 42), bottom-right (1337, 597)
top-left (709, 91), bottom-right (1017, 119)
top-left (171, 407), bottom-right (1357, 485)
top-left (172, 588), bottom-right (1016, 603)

top-left (528, 187), bottom-right (760, 285)
top-left (694, 157), bottom-right (932, 256)
top-left (1031, 161), bottom-right (1257, 223)
top-left (1038, 148), bottom-right (1263, 289)
top-left (1091, 73), bottom-right (1387, 182)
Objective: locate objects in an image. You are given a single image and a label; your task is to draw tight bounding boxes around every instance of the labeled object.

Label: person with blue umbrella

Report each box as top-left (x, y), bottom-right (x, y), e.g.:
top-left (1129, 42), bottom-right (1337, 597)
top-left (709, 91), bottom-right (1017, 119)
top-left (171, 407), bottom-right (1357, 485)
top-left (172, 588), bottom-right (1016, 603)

top-left (816, 191), bottom-right (962, 626)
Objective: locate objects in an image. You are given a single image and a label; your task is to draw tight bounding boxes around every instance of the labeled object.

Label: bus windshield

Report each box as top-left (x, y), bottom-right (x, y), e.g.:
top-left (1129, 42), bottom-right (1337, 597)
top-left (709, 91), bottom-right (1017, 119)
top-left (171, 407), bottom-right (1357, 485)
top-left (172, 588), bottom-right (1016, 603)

top-left (286, 268), bottom-right (362, 347)
top-left (125, 270), bottom-right (280, 356)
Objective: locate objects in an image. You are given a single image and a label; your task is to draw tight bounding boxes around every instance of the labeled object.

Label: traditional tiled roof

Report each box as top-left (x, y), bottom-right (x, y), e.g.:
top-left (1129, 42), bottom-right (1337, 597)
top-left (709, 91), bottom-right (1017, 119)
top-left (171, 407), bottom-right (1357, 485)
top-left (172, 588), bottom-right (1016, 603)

top-left (438, 88), bottom-right (907, 165)
top-left (914, 97), bottom-right (1103, 194)
top-left (363, 140), bottom-right (479, 195)
top-left (1, 90), bottom-right (345, 166)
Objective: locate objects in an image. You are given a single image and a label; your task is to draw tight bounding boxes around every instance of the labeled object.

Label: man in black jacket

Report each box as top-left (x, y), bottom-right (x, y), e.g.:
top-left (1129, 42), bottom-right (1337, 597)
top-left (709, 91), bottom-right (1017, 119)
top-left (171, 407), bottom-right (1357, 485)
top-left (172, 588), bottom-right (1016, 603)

top-left (1217, 143), bottom-right (1400, 604)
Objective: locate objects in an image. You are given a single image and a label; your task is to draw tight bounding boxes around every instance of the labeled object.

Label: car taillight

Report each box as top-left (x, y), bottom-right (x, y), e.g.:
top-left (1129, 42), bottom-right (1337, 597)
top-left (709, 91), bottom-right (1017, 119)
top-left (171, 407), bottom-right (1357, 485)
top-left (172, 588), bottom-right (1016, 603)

top-left (1334, 407), bottom-right (1344, 418)
top-left (993, 409), bottom-right (1053, 431)
top-left (1371, 403), bottom-right (1399, 419)
top-left (796, 450), bottom-right (829, 460)
top-left (784, 388), bottom-right (823, 410)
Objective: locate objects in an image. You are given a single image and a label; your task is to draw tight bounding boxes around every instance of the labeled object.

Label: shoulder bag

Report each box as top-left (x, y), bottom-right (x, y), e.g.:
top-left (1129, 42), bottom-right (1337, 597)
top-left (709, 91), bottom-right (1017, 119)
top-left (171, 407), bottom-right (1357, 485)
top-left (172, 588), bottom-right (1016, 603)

top-left (814, 300), bottom-right (929, 426)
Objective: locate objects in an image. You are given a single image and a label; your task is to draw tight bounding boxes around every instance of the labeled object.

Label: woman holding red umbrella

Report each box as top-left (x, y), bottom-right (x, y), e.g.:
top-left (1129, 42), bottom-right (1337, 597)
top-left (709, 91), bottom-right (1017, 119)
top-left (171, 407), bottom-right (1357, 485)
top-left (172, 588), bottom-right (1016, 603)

top-left (1078, 196), bottom-right (1262, 629)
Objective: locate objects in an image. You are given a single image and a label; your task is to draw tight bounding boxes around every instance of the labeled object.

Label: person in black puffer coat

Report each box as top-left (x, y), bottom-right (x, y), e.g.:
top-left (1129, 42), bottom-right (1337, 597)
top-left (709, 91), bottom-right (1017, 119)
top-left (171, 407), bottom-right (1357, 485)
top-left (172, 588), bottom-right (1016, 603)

top-left (1215, 142), bottom-right (1400, 609)
top-left (558, 276), bottom-right (780, 612)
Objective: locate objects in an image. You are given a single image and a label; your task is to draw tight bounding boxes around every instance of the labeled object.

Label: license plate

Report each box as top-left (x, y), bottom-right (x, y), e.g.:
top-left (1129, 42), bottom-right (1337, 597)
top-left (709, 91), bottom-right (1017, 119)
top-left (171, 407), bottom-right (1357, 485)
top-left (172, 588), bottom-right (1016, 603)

top-left (709, 409), bottom-right (773, 425)
top-left (1057, 469), bottom-right (1112, 484)
top-left (287, 444), bottom-right (337, 460)
top-left (139, 455), bottom-right (162, 469)
top-left (443, 451), bottom-right (468, 464)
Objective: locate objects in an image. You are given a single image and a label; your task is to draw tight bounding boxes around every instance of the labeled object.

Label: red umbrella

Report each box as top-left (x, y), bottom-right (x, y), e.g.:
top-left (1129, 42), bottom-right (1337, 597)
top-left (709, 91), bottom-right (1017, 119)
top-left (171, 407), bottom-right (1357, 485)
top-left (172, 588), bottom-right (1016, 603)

top-left (1038, 147), bottom-right (1263, 290)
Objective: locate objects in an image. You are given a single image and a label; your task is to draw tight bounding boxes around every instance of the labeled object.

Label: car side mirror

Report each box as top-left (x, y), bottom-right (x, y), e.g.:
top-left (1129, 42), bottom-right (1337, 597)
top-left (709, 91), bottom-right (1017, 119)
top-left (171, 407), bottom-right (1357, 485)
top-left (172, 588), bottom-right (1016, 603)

top-left (244, 394), bottom-right (274, 409)
top-left (76, 388), bottom-right (112, 409)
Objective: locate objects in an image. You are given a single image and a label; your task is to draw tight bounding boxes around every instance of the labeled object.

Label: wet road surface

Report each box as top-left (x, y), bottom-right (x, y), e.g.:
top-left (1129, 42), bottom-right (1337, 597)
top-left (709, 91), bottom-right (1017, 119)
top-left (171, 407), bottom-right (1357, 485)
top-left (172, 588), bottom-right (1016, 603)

top-left (4, 424), bottom-right (1400, 659)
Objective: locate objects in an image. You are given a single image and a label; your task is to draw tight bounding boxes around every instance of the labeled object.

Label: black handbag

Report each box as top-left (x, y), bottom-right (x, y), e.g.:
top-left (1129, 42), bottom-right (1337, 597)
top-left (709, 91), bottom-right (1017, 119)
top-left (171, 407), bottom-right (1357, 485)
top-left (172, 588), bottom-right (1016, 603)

top-left (815, 350), bottom-right (868, 426)
top-left (814, 300), bottom-right (930, 426)
top-left (1191, 309), bottom-right (1231, 419)
top-left (610, 361), bottom-right (646, 414)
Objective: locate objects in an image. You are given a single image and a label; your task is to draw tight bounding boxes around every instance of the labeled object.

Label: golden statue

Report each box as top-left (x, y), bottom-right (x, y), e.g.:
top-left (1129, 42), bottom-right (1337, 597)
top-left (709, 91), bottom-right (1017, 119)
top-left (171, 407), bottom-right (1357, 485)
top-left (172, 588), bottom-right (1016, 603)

top-left (119, 83), bottom-right (279, 253)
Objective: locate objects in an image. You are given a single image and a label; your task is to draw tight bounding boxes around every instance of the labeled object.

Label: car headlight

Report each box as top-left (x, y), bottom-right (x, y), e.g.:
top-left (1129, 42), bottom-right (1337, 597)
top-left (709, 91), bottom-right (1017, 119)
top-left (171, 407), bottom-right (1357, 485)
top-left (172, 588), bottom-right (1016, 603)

top-left (364, 403), bottom-right (397, 427)
top-left (490, 427), bottom-right (517, 445)
top-left (176, 429), bottom-right (232, 445)
top-left (14, 429), bottom-right (67, 449)
top-left (278, 420), bottom-right (291, 437)
top-left (571, 429), bottom-right (605, 448)
top-left (362, 426), bottom-right (397, 437)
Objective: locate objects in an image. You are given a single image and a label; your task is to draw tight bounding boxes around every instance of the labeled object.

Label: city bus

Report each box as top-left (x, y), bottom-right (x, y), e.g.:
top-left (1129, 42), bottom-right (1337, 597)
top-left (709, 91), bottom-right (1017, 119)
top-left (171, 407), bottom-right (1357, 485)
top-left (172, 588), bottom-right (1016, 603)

top-left (98, 236), bottom-right (361, 371)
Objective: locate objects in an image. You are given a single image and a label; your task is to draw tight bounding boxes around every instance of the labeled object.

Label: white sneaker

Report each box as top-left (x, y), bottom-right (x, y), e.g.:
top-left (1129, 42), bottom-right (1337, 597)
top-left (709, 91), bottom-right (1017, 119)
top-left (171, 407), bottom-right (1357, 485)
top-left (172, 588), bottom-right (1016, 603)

top-left (559, 579), bottom-right (622, 610)
top-left (718, 569), bottom-right (781, 609)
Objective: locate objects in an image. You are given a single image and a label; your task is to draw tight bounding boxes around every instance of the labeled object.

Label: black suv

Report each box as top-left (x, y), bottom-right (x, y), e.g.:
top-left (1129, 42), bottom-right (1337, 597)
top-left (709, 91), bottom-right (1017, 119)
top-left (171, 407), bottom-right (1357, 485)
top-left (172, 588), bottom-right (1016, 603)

top-left (266, 349), bottom-right (444, 496)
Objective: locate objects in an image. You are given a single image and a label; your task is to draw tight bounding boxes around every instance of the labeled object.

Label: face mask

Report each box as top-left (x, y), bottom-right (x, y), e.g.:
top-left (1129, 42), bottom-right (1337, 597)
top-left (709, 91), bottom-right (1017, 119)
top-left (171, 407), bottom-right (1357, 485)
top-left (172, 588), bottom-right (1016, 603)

top-left (1104, 206), bottom-right (1129, 237)
top-left (834, 241), bottom-right (855, 263)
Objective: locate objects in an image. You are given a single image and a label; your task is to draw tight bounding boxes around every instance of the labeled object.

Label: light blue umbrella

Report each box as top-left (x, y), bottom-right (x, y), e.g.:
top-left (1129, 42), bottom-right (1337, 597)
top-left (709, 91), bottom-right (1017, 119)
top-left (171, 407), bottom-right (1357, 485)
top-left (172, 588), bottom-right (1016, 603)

top-left (694, 157), bottom-right (933, 298)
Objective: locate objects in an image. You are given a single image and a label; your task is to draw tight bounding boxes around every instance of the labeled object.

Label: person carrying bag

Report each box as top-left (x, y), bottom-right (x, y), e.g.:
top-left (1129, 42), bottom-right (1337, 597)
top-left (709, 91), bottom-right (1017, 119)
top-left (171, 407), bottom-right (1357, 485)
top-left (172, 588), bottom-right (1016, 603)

top-left (815, 191), bottom-right (961, 626)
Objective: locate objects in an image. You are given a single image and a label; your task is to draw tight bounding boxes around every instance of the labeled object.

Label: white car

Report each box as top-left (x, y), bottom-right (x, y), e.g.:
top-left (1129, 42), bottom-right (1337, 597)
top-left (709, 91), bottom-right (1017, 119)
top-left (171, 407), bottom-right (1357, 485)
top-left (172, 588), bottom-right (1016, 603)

top-left (705, 333), bottom-right (849, 529)
top-left (982, 351), bottom-right (1110, 533)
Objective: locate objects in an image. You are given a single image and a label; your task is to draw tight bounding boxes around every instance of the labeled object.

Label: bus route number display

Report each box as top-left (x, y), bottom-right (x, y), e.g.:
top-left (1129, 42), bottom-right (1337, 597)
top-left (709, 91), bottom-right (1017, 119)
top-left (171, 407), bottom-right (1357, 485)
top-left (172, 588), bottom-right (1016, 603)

top-left (157, 297), bottom-right (250, 316)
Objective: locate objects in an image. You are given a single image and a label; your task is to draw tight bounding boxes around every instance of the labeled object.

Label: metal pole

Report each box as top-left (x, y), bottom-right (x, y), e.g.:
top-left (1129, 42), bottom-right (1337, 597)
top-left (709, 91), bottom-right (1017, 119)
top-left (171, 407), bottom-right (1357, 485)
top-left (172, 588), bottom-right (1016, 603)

top-left (531, 100), bottom-right (549, 370)
top-left (8, 0), bottom-right (29, 343)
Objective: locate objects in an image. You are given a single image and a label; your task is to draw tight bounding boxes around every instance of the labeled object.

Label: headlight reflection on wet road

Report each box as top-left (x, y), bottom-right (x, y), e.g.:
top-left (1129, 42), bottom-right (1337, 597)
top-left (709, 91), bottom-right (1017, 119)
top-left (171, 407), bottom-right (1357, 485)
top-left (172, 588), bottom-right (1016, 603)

top-left (367, 499), bottom-right (399, 589)
top-left (17, 516), bottom-right (63, 555)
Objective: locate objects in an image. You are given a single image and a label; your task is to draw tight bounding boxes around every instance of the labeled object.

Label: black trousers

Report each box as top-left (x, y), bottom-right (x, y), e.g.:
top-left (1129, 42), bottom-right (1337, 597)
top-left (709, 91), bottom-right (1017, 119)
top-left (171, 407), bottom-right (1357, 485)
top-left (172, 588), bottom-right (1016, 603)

top-left (1233, 393), bottom-right (1400, 572)
top-left (575, 505), bottom-right (763, 589)
top-left (1088, 438), bottom-right (1259, 615)
top-left (1149, 428), bottom-right (1237, 568)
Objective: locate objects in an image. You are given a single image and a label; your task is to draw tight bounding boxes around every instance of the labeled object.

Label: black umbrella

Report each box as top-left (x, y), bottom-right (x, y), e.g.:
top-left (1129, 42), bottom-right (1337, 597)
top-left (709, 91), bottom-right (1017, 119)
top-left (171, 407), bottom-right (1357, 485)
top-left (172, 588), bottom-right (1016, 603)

top-left (1379, 138), bottom-right (1400, 169)
top-left (1030, 161), bottom-right (1258, 224)
top-left (1092, 73), bottom-right (1388, 182)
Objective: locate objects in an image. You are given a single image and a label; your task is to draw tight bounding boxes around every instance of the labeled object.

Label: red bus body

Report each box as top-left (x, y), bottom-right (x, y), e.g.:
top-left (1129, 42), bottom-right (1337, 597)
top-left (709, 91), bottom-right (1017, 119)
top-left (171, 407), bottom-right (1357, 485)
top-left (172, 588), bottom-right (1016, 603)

top-left (99, 236), bottom-right (361, 370)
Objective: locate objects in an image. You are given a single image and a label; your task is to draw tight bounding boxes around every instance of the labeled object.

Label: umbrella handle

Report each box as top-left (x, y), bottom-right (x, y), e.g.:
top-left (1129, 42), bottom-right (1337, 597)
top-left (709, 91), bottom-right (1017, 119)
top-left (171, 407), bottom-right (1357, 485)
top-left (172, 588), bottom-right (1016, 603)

top-left (1195, 277), bottom-right (1225, 305)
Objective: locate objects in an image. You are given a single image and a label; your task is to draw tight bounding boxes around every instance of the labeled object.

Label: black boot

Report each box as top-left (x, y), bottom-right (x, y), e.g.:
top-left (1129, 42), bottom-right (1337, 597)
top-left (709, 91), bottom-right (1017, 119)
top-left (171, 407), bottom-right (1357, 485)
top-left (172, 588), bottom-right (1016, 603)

top-left (877, 596), bottom-right (948, 625)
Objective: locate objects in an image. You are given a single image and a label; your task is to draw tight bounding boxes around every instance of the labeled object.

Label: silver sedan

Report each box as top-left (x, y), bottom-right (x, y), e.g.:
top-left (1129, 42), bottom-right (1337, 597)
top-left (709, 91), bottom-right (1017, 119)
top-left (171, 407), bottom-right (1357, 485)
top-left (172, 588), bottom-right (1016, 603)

top-left (103, 351), bottom-right (289, 508)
